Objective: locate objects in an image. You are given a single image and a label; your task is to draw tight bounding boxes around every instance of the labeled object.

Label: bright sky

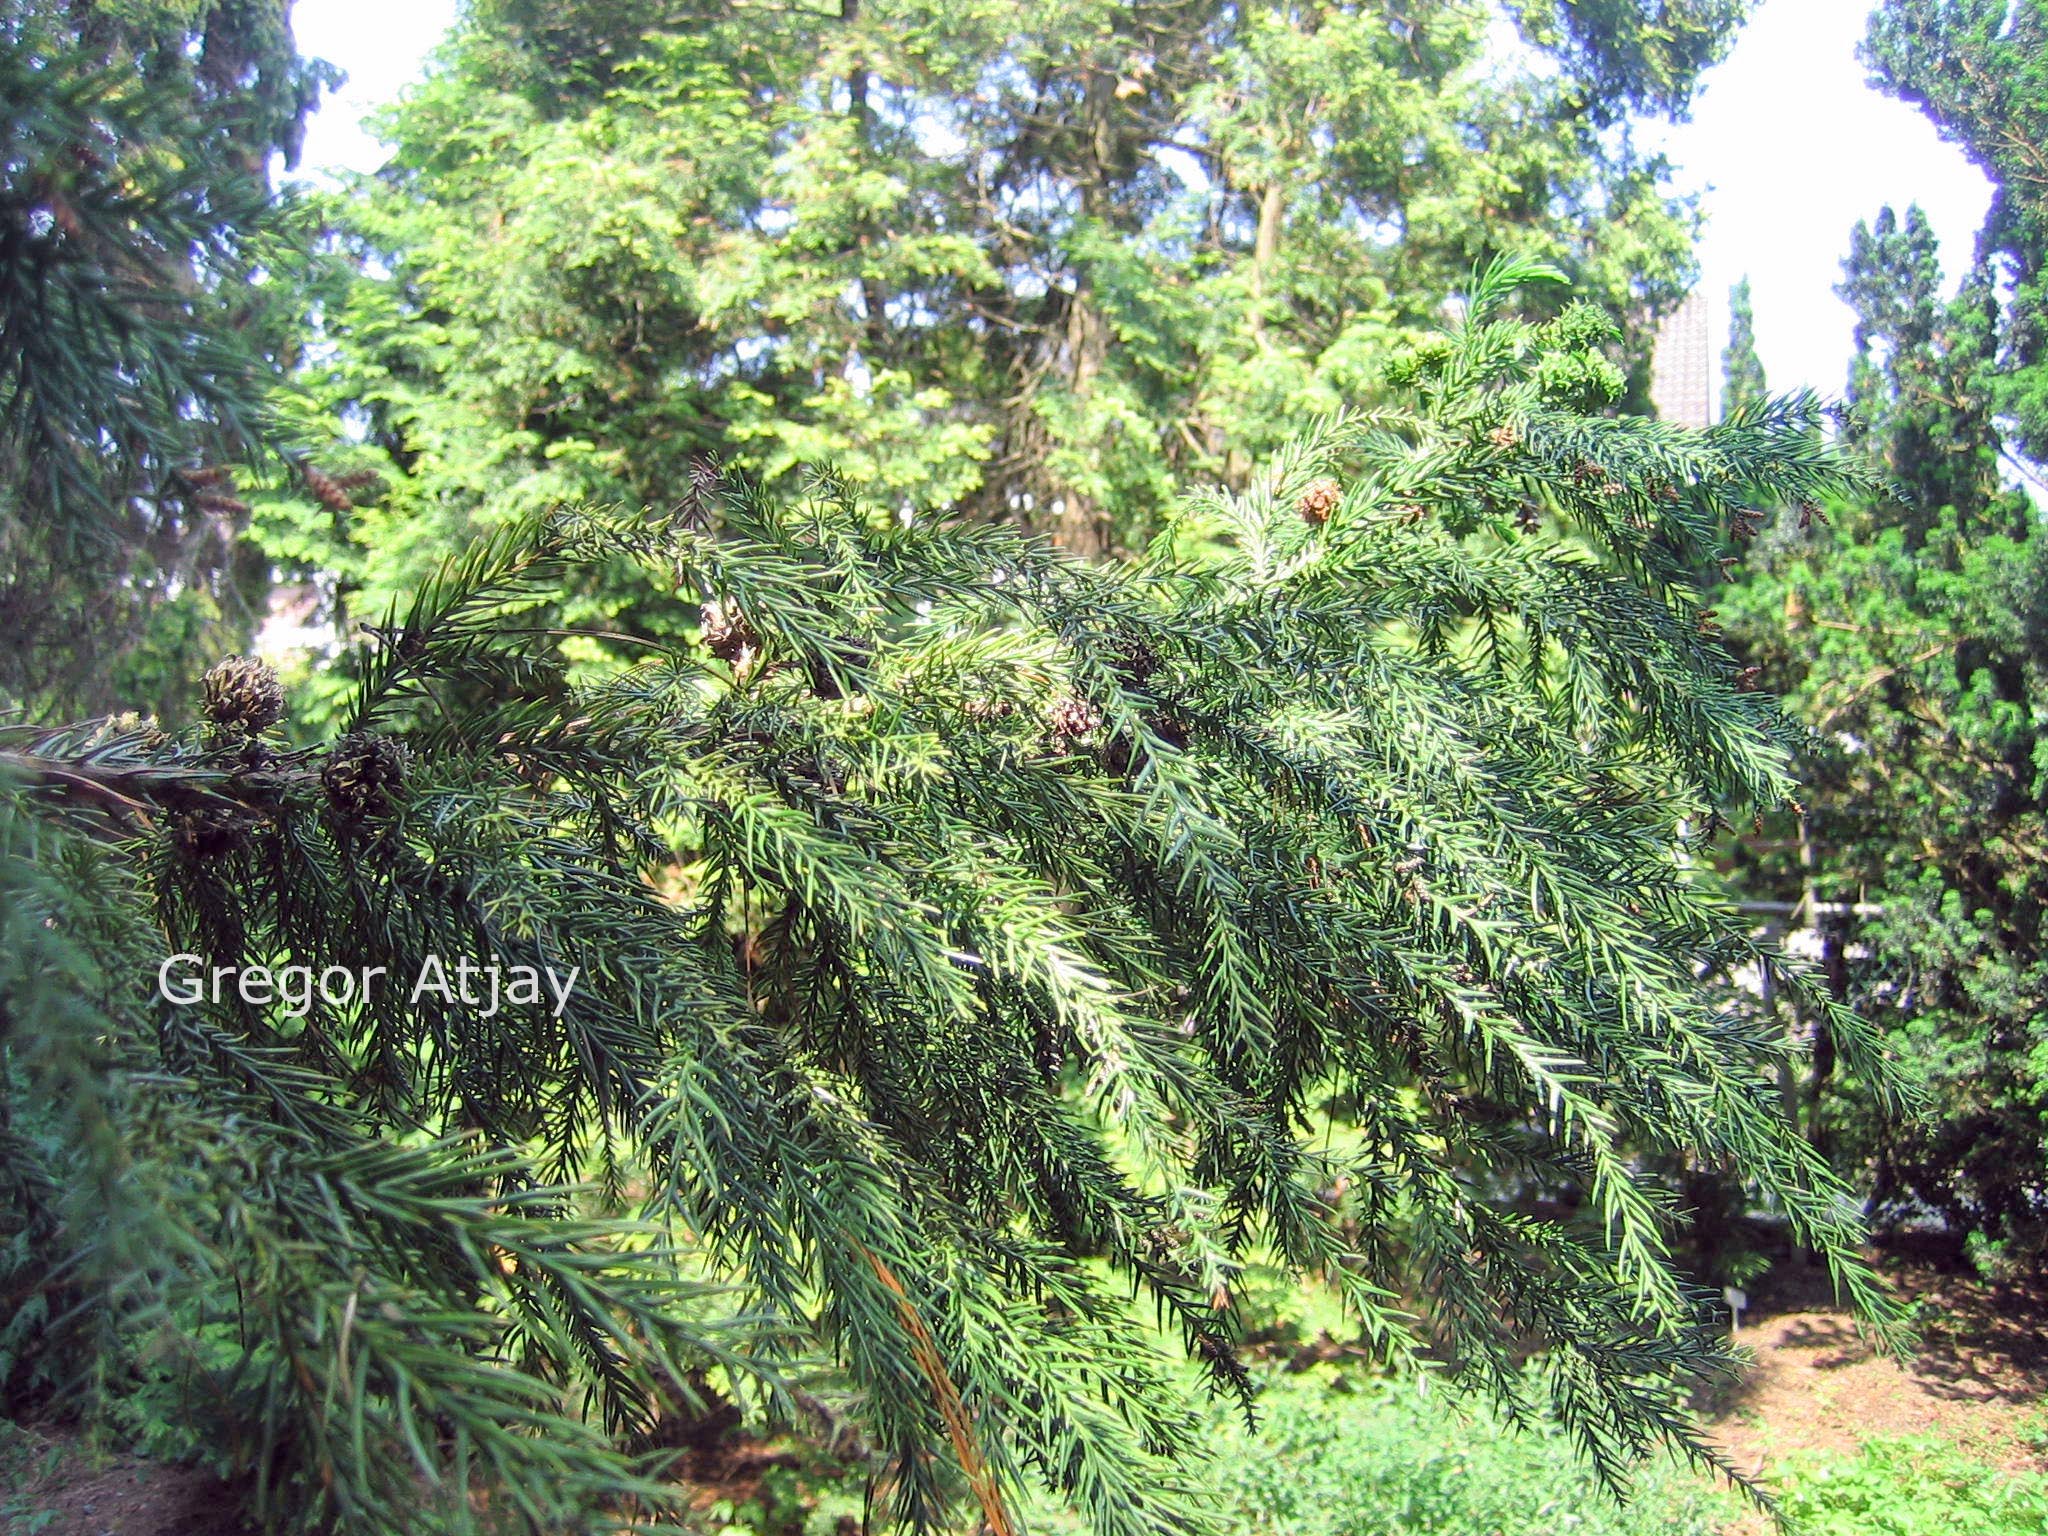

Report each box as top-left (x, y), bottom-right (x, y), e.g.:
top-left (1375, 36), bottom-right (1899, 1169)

top-left (1649, 0), bottom-right (1993, 399)
top-left (290, 0), bottom-right (460, 181)
top-left (289, 0), bottom-right (1993, 400)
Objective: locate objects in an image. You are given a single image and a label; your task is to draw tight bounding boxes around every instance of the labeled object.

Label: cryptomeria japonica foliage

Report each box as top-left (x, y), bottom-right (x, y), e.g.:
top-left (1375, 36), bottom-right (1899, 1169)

top-left (0, 262), bottom-right (1903, 1535)
top-left (0, 2), bottom-right (335, 718)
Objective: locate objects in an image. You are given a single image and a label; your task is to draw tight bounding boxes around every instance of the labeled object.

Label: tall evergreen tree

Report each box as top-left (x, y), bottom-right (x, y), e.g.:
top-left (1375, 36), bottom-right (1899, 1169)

top-left (1721, 276), bottom-right (1766, 419)
top-left (0, 1), bottom-right (335, 718)
top-left (1837, 207), bottom-right (2018, 536)
top-left (1718, 207), bottom-right (2047, 1271)
top-left (1865, 0), bottom-right (2048, 467)
top-left (4, 262), bottom-right (1901, 1534)
top-left (1712, 1), bottom-right (2048, 1276)
top-left (283, 0), bottom-right (1743, 621)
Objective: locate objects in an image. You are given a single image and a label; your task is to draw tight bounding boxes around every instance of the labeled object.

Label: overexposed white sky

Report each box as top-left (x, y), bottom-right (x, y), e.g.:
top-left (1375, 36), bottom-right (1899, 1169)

top-left (289, 0), bottom-right (1993, 400)
top-left (291, 0), bottom-right (460, 180)
top-left (1650, 0), bottom-right (1993, 398)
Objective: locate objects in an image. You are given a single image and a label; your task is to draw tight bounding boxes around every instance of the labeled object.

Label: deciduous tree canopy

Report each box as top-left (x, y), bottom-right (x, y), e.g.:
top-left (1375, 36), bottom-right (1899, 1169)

top-left (289, 0), bottom-right (1731, 593)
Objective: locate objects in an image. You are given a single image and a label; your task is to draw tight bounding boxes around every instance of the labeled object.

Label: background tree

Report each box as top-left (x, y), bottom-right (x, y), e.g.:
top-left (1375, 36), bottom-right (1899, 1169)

top-left (1865, 0), bottom-right (2048, 469)
top-left (0, 1), bottom-right (335, 719)
top-left (1719, 201), bottom-right (2048, 1273)
top-left (282, 0), bottom-right (1743, 643)
top-left (1721, 276), bottom-right (1767, 419)
top-left (1507, 0), bottom-right (1754, 122)
top-left (1709, 0), bottom-right (2048, 1280)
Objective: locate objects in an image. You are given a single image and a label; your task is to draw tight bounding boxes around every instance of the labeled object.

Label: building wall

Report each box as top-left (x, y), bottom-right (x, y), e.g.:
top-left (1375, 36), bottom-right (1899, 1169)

top-left (1651, 289), bottom-right (1716, 428)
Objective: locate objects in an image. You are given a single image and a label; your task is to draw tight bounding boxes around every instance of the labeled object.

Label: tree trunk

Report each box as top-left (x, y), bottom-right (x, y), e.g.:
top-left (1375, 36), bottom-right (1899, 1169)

top-left (1053, 283), bottom-right (1111, 556)
top-left (843, 0), bottom-right (889, 357)
top-left (1044, 70), bottom-right (1120, 559)
top-left (1249, 179), bottom-right (1284, 344)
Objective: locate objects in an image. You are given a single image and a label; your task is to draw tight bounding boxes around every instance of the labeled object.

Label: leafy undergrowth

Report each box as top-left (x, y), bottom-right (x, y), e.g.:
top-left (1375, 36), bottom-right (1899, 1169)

top-left (1163, 1369), bottom-right (2048, 1536)
top-left (1772, 1438), bottom-right (2048, 1536)
top-left (13, 1374), bottom-right (2048, 1536)
top-left (593, 1366), bottom-right (2048, 1536)
top-left (1195, 1369), bottom-right (1737, 1536)
top-left (1027, 1369), bottom-right (2048, 1536)
top-left (12, 1272), bottom-right (2048, 1536)
top-left (630, 1366), bottom-right (1744, 1536)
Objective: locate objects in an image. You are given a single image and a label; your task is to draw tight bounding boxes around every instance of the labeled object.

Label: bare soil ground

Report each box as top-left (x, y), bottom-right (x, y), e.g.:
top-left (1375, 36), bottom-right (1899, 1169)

top-left (1700, 1250), bottom-right (2048, 1533)
top-left (0, 1428), bottom-right (249, 1536)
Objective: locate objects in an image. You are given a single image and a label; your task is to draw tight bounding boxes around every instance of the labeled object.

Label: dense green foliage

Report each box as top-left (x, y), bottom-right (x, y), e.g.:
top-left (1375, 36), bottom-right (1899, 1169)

top-left (1718, 5), bottom-right (2048, 1276)
top-left (2, 255), bottom-right (1901, 1533)
top-left (281, 0), bottom-right (1735, 615)
top-left (1772, 1437), bottom-right (2048, 1536)
top-left (30, 1), bottom-right (2048, 1531)
top-left (1721, 277), bottom-right (1766, 420)
top-left (22, 1364), bottom-right (2042, 1536)
top-left (1866, 0), bottom-right (2048, 466)
top-left (0, 0), bottom-right (333, 718)
top-left (1193, 1371), bottom-right (1735, 1536)
top-left (1507, 0), bottom-right (1753, 124)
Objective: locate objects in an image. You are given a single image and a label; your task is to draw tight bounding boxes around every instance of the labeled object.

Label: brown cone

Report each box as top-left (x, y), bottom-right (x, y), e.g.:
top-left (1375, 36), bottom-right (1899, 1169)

top-left (1297, 478), bottom-right (1342, 525)
top-left (201, 656), bottom-right (285, 735)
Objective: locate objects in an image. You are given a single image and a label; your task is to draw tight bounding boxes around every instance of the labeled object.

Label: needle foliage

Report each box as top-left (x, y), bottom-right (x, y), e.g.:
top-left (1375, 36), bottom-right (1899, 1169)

top-left (1, 260), bottom-right (1901, 1534)
top-left (0, 0), bottom-right (333, 717)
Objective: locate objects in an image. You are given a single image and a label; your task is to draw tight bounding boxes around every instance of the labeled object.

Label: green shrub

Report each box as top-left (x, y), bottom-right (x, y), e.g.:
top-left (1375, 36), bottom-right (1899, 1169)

top-left (1213, 1376), bottom-right (1727, 1535)
top-left (1183, 1369), bottom-right (1735, 1536)
top-left (1774, 1438), bottom-right (2048, 1536)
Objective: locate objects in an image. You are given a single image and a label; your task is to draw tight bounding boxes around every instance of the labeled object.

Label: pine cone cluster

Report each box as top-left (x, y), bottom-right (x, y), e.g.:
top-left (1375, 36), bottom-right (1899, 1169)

top-left (700, 600), bottom-right (760, 665)
top-left (1486, 423), bottom-right (1520, 451)
top-left (1103, 708), bottom-right (1190, 777)
top-left (322, 732), bottom-right (409, 824)
top-left (300, 461), bottom-right (381, 514)
top-left (179, 465), bottom-right (249, 518)
top-left (1046, 694), bottom-right (1103, 745)
top-left (961, 694), bottom-right (1017, 723)
top-left (1108, 637), bottom-right (1160, 688)
top-left (1730, 508), bottom-right (1765, 540)
top-left (1297, 477), bottom-right (1342, 525)
top-left (807, 638), bottom-right (871, 700)
top-left (201, 655), bottom-right (285, 735)
top-left (1101, 733), bottom-right (1134, 777)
